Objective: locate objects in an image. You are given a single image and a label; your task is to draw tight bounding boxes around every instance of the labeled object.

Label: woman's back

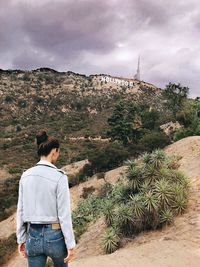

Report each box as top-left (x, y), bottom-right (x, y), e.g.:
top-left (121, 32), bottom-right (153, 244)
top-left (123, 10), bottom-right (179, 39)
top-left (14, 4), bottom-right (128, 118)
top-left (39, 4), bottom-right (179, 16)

top-left (20, 159), bottom-right (67, 223)
top-left (16, 131), bottom-right (76, 267)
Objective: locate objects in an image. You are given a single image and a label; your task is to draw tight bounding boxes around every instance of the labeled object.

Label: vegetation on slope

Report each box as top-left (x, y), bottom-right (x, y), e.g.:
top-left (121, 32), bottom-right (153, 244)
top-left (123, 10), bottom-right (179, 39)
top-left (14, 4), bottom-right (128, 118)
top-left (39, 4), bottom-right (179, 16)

top-left (101, 149), bottom-right (190, 253)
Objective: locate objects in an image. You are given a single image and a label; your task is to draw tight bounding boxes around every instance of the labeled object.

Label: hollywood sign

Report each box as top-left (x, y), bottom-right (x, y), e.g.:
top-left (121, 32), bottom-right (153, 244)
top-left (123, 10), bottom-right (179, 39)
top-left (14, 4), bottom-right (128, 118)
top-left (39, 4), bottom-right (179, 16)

top-left (101, 76), bottom-right (135, 87)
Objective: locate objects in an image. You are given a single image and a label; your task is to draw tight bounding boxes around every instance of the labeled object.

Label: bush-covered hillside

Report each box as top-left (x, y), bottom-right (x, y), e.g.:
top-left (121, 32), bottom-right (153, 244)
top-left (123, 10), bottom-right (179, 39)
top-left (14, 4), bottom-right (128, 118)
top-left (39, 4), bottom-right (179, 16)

top-left (0, 69), bottom-right (199, 223)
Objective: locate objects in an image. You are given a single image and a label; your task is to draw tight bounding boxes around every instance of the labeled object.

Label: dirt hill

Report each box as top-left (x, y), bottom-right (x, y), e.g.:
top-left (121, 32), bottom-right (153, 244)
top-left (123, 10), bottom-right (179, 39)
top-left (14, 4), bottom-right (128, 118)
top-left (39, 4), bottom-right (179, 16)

top-left (2, 136), bottom-right (200, 267)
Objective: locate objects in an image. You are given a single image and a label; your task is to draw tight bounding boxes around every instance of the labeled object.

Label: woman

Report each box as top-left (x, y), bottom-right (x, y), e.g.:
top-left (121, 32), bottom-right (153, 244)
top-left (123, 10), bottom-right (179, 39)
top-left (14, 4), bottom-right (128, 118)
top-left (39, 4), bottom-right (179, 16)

top-left (16, 130), bottom-right (76, 267)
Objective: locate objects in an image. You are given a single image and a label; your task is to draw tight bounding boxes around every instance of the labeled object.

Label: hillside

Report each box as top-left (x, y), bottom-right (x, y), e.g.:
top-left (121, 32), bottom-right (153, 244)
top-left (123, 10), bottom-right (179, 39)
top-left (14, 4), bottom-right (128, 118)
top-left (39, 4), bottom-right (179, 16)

top-left (71, 136), bottom-right (200, 266)
top-left (2, 136), bottom-right (200, 267)
top-left (0, 68), bottom-right (160, 124)
top-left (0, 68), bottom-right (162, 169)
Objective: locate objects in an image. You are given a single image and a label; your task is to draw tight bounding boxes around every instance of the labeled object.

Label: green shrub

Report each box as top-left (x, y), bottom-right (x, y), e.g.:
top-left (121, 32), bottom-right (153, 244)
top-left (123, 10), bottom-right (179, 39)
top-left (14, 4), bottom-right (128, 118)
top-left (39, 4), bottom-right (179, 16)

top-left (138, 130), bottom-right (170, 152)
top-left (100, 149), bottom-right (190, 253)
top-left (173, 127), bottom-right (190, 141)
top-left (98, 182), bottom-right (113, 198)
top-left (0, 233), bottom-right (17, 265)
top-left (72, 196), bottom-right (103, 241)
top-left (102, 200), bottom-right (115, 227)
top-left (75, 163), bottom-right (94, 184)
top-left (9, 167), bottom-right (22, 174)
top-left (88, 142), bottom-right (130, 173)
top-left (101, 227), bottom-right (120, 254)
top-left (0, 177), bottom-right (19, 220)
top-left (81, 186), bottom-right (95, 199)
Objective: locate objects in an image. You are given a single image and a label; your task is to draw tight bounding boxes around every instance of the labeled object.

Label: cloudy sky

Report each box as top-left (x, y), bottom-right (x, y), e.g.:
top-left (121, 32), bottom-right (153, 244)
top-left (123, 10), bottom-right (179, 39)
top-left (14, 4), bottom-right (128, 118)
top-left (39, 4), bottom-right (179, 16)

top-left (1, 0), bottom-right (200, 97)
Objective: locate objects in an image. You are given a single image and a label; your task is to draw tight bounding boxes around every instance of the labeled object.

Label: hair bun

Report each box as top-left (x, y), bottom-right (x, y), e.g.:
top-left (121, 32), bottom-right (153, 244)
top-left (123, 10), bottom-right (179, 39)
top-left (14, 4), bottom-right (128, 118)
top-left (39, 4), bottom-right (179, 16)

top-left (36, 130), bottom-right (48, 146)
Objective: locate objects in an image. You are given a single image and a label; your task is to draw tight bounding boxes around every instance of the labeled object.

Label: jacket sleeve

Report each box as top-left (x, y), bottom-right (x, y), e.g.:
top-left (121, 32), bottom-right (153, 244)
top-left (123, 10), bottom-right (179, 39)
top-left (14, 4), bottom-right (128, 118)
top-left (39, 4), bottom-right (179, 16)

top-left (57, 174), bottom-right (76, 249)
top-left (16, 178), bottom-right (27, 244)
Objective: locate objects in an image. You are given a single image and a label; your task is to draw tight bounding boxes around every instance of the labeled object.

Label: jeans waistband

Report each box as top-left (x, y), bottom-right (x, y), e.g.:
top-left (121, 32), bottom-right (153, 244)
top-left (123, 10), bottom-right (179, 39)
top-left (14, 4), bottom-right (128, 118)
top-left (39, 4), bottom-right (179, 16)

top-left (30, 223), bottom-right (51, 228)
top-left (29, 222), bottom-right (61, 230)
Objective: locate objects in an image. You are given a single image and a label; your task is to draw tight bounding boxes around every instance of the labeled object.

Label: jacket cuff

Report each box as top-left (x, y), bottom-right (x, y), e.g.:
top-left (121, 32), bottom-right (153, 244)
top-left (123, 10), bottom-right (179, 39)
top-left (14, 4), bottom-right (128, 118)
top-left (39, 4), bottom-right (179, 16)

top-left (17, 235), bottom-right (27, 244)
top-left (65, 238), bottom-right (76, 249)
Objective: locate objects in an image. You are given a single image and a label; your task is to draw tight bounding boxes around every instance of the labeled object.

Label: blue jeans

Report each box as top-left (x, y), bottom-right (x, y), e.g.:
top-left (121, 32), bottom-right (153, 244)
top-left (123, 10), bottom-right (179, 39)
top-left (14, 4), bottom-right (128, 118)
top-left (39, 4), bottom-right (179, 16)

top-left (25, 224), bottom-right (68, 267)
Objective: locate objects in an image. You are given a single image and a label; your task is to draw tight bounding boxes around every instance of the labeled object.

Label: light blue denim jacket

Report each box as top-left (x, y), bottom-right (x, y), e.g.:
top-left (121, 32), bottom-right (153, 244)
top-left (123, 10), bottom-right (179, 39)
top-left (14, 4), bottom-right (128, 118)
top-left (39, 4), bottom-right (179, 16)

top-left (16, 159), bottom-right (76, 249)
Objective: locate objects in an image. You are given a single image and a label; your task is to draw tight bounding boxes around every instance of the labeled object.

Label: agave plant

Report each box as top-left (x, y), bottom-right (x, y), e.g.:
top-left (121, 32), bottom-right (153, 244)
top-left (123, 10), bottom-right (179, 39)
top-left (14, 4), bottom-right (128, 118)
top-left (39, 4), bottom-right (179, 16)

top-left (102, 200), bottom-right (115, 227)
top-left (155, 167), bottom-right (171, 181)
top-left (172, 194), bottom-right (188, 215)
top-left (154, 179), bottom-right (174, 209)
top-left (142, 164), bottom-right (159, 184)
top-left (140, 152), bottom-right (152, 165)
top-left (172, 170), bottom-right (190, 187)
top-left (129, 194), bottom-right (145, 232)
top-left (165, 155), bottom-right (180, 170)
top-left (159, 209), bottom-right (173, 225)
top-left (125, 159), bottom-right (137, 170)
top-left (101, 227), bottom-right (120, 254)
top-left (114, 203), bottom-right (134, 236)
top-left (111, 181), bottom-right (130, 203)
top-left (129, 194), bottom-right (145, 218)
top-left (149, 149), bottom-right (166, 169)
top-left (126, 165), bottom-right (142, 191)
top-left (140, 180), bottom-right (152, 193)
top-left (173, 184), bottom-right (189, 201)
top-left (143, 191), bottom-right (159, 212)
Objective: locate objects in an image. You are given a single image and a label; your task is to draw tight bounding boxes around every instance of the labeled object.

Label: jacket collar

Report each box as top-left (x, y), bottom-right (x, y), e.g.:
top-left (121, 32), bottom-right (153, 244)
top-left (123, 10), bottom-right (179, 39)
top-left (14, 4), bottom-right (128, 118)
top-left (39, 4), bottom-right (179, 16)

top-left (36, 159), bottom-right (57, 169)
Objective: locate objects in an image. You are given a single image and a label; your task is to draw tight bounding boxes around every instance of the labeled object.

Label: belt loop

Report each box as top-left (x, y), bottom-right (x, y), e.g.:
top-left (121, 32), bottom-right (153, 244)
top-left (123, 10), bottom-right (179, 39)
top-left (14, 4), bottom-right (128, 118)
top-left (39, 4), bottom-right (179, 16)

top-left (27, 222), bottom-right (30, 234)
top-left (42, 225), bottom-right (44, 237)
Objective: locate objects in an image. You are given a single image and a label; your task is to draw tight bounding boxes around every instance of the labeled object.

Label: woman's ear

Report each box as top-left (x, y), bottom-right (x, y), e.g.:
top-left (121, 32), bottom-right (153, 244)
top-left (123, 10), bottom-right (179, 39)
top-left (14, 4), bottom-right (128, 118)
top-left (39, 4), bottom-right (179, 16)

top-left (51, 148), bottom-right (57, 156)
top-left (54, 148), bottom-right (58, 153)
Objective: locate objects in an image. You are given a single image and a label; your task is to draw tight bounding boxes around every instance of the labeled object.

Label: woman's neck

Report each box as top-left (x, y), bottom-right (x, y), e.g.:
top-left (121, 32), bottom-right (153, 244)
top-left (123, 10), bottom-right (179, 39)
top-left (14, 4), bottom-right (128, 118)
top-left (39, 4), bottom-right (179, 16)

top-left (40, 156), bottom-right (52, 163)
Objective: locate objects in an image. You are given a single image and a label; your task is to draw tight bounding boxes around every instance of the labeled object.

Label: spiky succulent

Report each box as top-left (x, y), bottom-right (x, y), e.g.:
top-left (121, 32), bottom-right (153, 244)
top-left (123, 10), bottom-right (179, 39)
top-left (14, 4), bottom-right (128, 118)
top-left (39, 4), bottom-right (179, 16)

top-left (114, 204), bottom-right (134, 236)
top-left (140, 152), bottom-right (152, 165)
top-left (159, 209), bottom-right (173, 225)
top-left (172, 194), bottom-right (188, 214)
top-left (143, 191), bottom-right (158, 213)
top-left (126, 166), bottom-right (142, 191)
top-left (101, 227), bottom-right (120, 254)
top-left (154, 179), bottom-right (174, 209)
top-left (165, 155), bottom-right (180, 170)
top-left (129, 194), bottom-right (145, 218)
top-left (149, 149), bottom-right (166, 169)
top-left (102, 200), bottom-right (115, 227)
top-left (125, 159), bottom-right (137, 170)
top-left (111, 181), bottom-right (130, 203)
top-left (140, 180), bottom-right (152, 193)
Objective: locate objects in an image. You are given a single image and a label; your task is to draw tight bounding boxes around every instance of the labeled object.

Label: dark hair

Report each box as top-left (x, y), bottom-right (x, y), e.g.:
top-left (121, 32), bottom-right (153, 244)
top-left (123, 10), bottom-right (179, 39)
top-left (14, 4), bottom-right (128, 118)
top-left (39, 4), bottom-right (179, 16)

top-left (36, 130), bottom-right (60, 157)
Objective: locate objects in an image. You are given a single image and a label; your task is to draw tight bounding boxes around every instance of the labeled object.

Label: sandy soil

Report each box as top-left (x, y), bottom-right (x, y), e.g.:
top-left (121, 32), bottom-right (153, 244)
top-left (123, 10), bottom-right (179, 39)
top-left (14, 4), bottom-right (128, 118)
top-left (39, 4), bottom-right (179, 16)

top-left (62, 159), bottom-right (89, 178)
top-left (2, 136), bottom-right (200, 267)
top-left (0, 166), bottom-right (12, 180)
top-left (0, 213), bottom-right (16, 239)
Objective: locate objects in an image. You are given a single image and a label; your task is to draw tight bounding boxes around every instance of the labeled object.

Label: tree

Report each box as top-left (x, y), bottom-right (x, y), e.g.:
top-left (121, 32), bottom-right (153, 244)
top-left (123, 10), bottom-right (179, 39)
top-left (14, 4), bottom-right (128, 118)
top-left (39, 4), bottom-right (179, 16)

top-left (106, 101), bottom-right (141, 145)
top-left (162, 83), bottom-right (189, 118)
top-left (140, 106), bottom-right (160, 130)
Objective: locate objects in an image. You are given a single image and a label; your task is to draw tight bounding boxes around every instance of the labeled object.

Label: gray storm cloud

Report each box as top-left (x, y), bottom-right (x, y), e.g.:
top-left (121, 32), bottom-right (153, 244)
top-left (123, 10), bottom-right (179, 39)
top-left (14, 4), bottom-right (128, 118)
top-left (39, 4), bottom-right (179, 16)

top-left (0, 0), bottom-right (200, 97)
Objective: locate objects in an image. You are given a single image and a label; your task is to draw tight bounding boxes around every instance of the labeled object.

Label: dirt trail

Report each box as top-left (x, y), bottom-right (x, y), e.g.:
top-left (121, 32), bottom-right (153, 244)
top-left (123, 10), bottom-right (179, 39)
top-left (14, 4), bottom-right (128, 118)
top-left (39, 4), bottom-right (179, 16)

top-left (2, 136), bottom-right (200, 267)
